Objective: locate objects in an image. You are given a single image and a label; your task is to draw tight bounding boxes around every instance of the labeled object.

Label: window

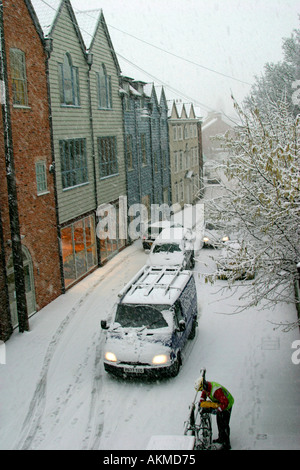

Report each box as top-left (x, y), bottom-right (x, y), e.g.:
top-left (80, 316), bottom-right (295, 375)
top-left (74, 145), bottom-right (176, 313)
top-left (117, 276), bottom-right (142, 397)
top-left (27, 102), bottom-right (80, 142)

top-left (10, 48), bottom-right (28, 106)
top-left (174, 151), bottom-right (178, 173)
top-left (97, 64), bottom-right (112, 109)
top-left (35, 161), bottom-right (48, 194)
top-left (186, 151), bottom-right (190, 169)
top-left (61, 215), bottom-right (97, 287)
top-left (140, 134), bottom-right (147, 165)
top-left (97, 200), bottom-right (126, 263)
top-left (162, 150), bottom-right (167, 169)
top-left (126, 135), bottom-right (133, 170)
top-left (178, 125), bottom-right (183, 140)
top-left (154, 152), bottom-right (158, 172)
top-left (98, 136), bottom-right (118, 178)
top-left (184, 125), bottom-right (189, 139)
top-left (174, 182), bottom-right (178, 202)
top-left (173, 125), bottom-right (177, 141)
top-left (179, 151), bottom-right (183, 171)
top-left (59, 53), bottom-right (80, 106)
top-left (180, 180), bottom-right (184, 201)
top-left (60, 138), bottom-right (88, 189)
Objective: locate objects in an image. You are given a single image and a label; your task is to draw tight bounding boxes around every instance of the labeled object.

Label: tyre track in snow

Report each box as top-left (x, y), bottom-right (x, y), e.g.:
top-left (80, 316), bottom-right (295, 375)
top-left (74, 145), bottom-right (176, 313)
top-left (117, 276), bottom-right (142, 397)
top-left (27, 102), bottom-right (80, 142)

top-left (81, 330), bottom-right (105, 449)
top-left (16, 246), bottom-right (143, 450)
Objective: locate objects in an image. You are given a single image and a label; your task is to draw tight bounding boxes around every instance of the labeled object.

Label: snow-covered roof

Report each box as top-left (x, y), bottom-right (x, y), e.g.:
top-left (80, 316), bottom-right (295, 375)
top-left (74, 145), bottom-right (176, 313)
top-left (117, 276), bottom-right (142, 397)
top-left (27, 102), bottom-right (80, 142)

top-left (167, 100), bottom-right (201, 121)
top-left (119, 266), bottom-right (191, 306)
top-left (74, 9), bottom-right (101, 49)
top-left (143, 83), bottom-right (153, 98)
top-left (202, 117), bottom-right (218, 131)
top-left (156, 227), bottom-right (189, 243)
top-left (31, 0), bottom-right (61, 37)
top-left (129, 84), bottom-right (142, 96)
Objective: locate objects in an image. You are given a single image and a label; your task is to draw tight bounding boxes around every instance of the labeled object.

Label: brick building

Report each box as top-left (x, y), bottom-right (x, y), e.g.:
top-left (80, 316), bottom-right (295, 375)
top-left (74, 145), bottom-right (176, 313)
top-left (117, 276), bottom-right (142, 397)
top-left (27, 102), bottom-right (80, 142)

top-left (0, 0), bottom-right (62, 340)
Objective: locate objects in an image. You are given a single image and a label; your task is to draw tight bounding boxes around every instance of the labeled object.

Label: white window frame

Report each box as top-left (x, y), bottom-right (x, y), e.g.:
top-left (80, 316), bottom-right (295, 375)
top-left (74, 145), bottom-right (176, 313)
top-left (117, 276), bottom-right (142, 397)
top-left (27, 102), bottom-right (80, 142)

top-left (35, 160), bottom-right (49, 195)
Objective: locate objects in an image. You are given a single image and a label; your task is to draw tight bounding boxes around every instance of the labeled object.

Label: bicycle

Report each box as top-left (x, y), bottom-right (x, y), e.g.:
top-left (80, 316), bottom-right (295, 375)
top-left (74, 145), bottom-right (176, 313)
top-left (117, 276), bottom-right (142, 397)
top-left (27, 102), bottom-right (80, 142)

top-left (184, 368), bottom-right (219, 450)
top-left (184, 396), bottom-right (219, 450)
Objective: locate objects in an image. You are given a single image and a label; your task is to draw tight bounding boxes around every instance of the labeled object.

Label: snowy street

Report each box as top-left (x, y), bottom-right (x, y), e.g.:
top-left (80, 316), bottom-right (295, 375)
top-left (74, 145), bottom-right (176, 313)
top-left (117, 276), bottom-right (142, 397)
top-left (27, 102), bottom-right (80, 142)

top-left (0, 240), bottom-right (300, 450)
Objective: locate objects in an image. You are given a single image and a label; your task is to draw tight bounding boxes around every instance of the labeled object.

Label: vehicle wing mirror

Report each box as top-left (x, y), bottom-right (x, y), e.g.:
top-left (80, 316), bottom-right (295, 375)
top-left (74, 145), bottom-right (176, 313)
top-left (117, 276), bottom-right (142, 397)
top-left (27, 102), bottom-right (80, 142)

top-left (101, 320), bottom-right (108, 330)
top-left (179, 319), bottom-right (186, 331)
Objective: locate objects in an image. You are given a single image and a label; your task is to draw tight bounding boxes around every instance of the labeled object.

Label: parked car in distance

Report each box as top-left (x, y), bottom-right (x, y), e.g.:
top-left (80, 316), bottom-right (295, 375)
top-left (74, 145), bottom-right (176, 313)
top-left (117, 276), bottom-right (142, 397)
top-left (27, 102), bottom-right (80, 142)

top-left (101, 265), bottom-right (198, 378)
top-left (203, 221), bottom-right (229, 248)
top-left (142, 221), bottom-right (182, 250)
top-left (216, 241), bottom-right (255, 280)
top-left (146, 227), bottom-right (196, 269)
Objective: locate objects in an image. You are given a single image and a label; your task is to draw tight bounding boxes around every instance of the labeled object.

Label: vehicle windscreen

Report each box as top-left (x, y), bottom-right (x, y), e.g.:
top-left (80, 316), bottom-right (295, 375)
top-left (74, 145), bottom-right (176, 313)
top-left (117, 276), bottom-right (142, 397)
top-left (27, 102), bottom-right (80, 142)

top-left (115, 304), bottom-right (170, 329)
top-left (206, 222), bottom-right (222, 231)
top-left (153, 242), bottom-right (181, 253)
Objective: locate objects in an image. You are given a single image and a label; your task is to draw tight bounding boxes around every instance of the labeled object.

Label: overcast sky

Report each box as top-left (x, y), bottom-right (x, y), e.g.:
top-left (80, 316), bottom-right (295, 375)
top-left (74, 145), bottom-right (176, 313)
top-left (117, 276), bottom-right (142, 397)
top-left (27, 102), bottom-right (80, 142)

top-left (70, 0), bottom-right (300, 120)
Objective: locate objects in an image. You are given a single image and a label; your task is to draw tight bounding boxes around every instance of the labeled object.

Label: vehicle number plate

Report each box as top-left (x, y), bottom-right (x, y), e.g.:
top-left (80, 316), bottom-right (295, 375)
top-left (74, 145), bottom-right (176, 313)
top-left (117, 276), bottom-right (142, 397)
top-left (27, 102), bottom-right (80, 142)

top-left (124, 367), bottom-right (144, 374)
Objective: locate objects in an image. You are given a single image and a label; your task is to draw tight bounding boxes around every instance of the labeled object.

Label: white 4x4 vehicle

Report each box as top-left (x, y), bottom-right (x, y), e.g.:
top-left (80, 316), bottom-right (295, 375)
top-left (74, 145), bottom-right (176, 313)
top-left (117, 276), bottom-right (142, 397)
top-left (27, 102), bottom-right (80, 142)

top-left (142, 221), bottom-right (182, 250)
top-left (146, 227), bottom-right (196, 269)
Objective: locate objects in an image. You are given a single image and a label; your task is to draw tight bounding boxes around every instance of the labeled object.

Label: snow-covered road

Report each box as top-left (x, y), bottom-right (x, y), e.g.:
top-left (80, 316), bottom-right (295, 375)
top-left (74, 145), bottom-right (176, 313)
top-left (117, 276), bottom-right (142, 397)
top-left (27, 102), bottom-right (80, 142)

top-left (0, 241), bottom-right (300, 450)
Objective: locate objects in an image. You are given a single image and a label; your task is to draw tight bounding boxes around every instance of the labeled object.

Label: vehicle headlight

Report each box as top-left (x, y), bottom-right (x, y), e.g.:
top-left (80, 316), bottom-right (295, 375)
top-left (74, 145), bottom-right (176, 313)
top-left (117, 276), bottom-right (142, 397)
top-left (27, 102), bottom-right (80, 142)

top-left (152, 354), bottom-right (169, 365)
top-left (222, 236), bottom-right (229, 242)
top-left (105, 351), bottom-right (117, 362)
top-left (203, 237), bottom-right (209, 242)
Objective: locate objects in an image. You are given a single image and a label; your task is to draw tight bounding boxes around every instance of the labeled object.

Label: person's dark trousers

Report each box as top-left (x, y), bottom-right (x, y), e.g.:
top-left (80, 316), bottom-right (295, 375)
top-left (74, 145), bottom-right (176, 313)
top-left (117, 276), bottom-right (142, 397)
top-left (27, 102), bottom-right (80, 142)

top-left (216, 408), bottom-right (232, 448)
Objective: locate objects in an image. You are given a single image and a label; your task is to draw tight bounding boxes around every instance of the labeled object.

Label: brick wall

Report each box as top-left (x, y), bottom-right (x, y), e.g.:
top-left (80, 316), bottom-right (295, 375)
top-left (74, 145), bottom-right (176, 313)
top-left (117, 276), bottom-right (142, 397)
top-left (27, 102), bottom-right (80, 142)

top-left (0, 0), bottom-right (62, 337)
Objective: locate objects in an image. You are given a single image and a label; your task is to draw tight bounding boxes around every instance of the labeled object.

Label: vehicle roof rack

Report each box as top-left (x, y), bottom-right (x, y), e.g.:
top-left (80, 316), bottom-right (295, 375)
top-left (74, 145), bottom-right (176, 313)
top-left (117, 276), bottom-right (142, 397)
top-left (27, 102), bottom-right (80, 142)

top-left (120, 265), bottom-right (188, 299)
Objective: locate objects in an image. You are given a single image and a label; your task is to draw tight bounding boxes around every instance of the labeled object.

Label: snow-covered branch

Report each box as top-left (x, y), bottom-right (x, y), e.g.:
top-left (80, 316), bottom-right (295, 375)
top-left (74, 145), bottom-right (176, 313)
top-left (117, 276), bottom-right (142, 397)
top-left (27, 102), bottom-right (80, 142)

top-left (200, 98), bottom-right (300, 327)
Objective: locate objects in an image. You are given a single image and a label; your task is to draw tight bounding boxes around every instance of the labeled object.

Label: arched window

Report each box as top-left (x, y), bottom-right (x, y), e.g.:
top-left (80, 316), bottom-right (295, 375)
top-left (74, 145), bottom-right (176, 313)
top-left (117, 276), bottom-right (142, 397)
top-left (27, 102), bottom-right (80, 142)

top-left (59, 53), bottom-right (80, 106)
top-left (6, 247), bottom-right (36, 328)
top-left (97, 64), bottom-right (112, 109)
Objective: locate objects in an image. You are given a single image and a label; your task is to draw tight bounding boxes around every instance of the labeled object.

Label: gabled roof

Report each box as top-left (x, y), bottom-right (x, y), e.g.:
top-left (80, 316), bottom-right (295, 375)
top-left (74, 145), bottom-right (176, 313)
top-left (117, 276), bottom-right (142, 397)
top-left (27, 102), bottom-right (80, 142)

top-left (74, 9), bottom-right (99, 50)
top-left (168, 101), bottom-right (179, 119)
top-left (143, 83), bottom-right (154, 98)
top-left (184, 103), bottom-right (196, 119)
top-left (24, 0), bottom-right (46, 44)
top-left (154, 86), bottom-right (168, 111)
top-left (167, 100), bottom-right (202, 121)
top-left (202, 111), bottom-right (235, 130)
top-left (158, 87), bottom-right (168, 108)
top-left (180, 104), bottom-right (187, 119)
top-left (30, 0), bottom-right (61, 37)
top-left (74, 8), bottom-right (121, 74)
top-left (31, 0), bottom-right (87, 57)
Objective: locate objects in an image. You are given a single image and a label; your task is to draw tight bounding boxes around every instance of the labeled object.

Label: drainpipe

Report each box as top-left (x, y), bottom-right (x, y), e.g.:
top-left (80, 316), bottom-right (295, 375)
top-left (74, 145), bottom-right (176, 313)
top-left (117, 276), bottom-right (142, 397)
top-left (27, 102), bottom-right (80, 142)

top-left (44, 36), bottom-right (65, 294)
top-left (86, 52), bottom-right (101, 266)
top-left (0, 201), bottom-right (12, 340)
top-left (0, 1), bottom-right (28, 332)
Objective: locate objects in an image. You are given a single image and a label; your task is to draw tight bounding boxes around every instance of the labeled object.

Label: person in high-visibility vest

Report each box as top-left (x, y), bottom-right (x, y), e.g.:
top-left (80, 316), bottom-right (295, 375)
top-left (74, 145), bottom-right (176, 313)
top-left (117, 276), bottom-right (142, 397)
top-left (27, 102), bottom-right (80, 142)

top-left (195, 376), bottom-right (234, 450)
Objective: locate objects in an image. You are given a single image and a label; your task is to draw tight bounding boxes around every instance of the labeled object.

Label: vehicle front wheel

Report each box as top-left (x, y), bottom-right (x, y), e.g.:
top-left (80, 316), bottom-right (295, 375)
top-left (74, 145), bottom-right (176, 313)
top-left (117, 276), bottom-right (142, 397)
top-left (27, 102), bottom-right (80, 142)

top-left (169, 354), bottom-right (181, 377)
top-left (188, 319), bottom-right (197, 339)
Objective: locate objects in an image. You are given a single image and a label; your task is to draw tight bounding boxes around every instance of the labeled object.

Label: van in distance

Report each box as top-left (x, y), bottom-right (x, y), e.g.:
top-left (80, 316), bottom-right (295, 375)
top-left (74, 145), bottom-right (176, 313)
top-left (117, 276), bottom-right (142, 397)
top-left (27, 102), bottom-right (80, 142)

top-left (146, 227), bottom-right (196, 269)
